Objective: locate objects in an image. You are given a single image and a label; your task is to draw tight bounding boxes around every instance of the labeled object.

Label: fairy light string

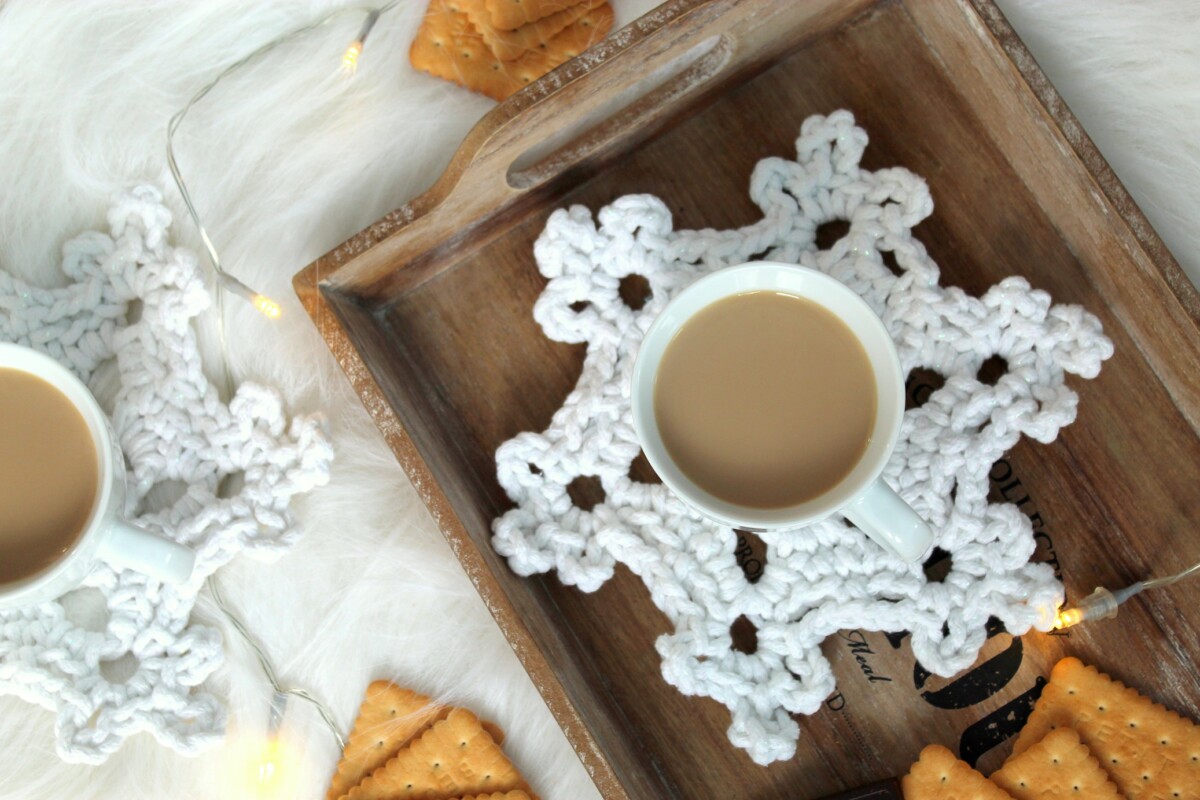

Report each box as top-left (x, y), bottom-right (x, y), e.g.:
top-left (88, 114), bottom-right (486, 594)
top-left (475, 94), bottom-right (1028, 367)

top-left (206, 572), bottom-right (344, 750)
top-left (166, 0), bottom-right (397, 324)
top-left (165, 3), bottom-right (399, 785)
top-left (1051, 557), bottom-right (1200, 630)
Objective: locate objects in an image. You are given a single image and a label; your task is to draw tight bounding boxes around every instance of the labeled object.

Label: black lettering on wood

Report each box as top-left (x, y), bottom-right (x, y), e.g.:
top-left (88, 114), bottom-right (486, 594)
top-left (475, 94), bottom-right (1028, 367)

top-left (958, 677), bottom-right (1047, 767)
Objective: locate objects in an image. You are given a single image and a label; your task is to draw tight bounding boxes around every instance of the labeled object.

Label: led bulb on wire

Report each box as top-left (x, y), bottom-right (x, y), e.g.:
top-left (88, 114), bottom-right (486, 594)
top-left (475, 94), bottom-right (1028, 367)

top-left (223, 731), bottom-right (297, 800)
top-left (222, 726), bottom-right (299, 797)
top-left (255, 736), bottom-right (284, 794)
top-left (255, 691), bottom-right (289, 797)
top-left (1054, 607), bottom-right (1083, 630)
top-left (221, 273), bottom-right (281, 319)
top-left (343, 9), bottom-right (381, 75)
top-left (253, 294), bottom-right (282, 319)
top-left (1053, 587), bottom-right (1120, 630)
top-left (342, 41), bottom-right (363, 74)
top-left (1048, 559), bottom-right (1200, 631)
top-left (216, 691), bottom-right (301, 799)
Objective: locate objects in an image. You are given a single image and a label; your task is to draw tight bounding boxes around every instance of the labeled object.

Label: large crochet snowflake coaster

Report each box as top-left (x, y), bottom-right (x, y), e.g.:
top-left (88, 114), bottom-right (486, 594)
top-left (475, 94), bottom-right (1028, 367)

top-left (0, 186), bottom-right (333, 763)
top-left (492, 111), bottom-right (1114, 765)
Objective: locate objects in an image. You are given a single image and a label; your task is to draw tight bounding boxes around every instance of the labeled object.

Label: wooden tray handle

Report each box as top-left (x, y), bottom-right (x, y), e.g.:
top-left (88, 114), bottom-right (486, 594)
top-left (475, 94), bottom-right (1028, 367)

top-left (468, 0), bottom-right (739, 196)
top-left (328, 0), bottom-right (763, 294)
top-left (504, 35), bottom-right (734, 189)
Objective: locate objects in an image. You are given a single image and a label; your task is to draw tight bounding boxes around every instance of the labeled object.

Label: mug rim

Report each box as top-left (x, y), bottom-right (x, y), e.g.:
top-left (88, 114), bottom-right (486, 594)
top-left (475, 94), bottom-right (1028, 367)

top-left (0, 343), bottom-right (112, 599)
top-left (630, 262), bottom-right (904, 529)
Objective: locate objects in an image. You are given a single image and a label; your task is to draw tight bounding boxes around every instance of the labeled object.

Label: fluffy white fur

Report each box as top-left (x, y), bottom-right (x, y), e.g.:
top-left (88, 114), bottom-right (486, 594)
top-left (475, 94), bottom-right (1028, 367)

top-left (0, 1), bottom-right (1194, 798)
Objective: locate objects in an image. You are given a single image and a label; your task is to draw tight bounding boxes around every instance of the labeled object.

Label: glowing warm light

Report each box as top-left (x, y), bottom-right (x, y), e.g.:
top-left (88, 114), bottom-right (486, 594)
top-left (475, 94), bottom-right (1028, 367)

top-left (1054, 607), bottom-right (1083, 630)
top-left (253, 294), bottom-right (282, 319)
top-left (219, 275), bottom-right (280, 319)
top-left (256, 737), bottom-right (284, 795)
top-left (221, 732), bottom-right (300, 800)
top-left (342, 41), bottom-right (363, 74)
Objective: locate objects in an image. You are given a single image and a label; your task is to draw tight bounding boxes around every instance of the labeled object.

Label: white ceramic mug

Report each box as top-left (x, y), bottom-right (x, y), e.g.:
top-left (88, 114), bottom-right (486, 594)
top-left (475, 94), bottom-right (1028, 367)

top-left (0, 344), bottom-right (196, 609)
top-left (631, 262), bottom-right (933, 562)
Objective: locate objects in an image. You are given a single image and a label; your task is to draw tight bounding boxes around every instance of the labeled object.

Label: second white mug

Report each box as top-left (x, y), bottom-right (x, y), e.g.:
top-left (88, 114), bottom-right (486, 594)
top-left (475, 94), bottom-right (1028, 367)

top-left (0, 344), bottom-right (196, 610)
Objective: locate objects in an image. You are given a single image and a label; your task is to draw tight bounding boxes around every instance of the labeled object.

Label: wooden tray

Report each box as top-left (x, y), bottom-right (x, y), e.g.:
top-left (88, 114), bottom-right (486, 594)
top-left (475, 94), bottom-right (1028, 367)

top-left (294, 1), bottom-right (1200, 797)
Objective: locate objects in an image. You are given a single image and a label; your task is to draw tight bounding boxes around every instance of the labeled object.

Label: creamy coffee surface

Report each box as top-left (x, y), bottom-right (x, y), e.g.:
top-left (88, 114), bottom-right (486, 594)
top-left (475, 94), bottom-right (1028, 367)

top-left (653, 291), bottom-right (877, 508)
top-left (0, 368), bottom-right (98, 584)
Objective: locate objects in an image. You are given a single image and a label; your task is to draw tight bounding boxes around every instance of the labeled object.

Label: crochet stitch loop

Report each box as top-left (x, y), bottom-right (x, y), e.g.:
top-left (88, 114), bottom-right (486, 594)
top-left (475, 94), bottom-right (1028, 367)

top-left (492, 111), bottom-right (1113, 765)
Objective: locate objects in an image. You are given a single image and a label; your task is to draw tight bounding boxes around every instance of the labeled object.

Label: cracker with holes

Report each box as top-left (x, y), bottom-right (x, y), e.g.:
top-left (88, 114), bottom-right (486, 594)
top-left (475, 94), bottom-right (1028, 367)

top-left (484, 0), bottom-right (582, 31)
top-left (901, 744), bottom-right (1014, 799)
top-left (327, 681), bottom-right (448, 800)
top-left (458, 794), bottom-right (532, 800)
top-left (1013, 657), bottom-right (1200, 799)
top-left (410, 0), bottom-right (613, 101)
top-left (345, 707), bottom-right (534, 800)
top-left (446, 0), bottom-right (607, 61)
top-left (990, 727), bottom-right (1120, 799)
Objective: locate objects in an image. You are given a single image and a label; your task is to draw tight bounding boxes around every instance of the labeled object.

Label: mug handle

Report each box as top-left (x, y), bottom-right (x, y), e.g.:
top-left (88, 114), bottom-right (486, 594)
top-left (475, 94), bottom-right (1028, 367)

top-left (842, 478), bottom-right (933, 563)
top-left (98, 520), bottom-right (196, 584)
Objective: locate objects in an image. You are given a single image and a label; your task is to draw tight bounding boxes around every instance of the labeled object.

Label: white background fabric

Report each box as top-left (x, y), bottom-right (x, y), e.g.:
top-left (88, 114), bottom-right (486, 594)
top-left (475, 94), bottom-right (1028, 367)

top-left (0, 1), bottom-right (1195, 798)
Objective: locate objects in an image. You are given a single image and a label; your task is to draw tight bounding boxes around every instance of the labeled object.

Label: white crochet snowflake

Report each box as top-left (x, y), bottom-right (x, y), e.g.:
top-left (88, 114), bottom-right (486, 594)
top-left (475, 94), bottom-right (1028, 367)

top-left (0, 186), bottom-right (333, 763)
top-left (492, 111), bottom-right (1113, 765)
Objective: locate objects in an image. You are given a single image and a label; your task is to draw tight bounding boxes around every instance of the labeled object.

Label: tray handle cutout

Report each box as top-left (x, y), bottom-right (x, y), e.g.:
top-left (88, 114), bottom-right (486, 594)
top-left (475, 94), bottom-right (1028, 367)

top-left (507, 34), bottom-right (732, 190)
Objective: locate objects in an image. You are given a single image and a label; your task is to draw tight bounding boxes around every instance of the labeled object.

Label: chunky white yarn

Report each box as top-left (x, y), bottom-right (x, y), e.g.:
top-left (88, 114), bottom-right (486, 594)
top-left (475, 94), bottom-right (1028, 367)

top-left (493, 111), bottom-right (1114, 765)
top-left (0, 186), bottom-right (332, 764)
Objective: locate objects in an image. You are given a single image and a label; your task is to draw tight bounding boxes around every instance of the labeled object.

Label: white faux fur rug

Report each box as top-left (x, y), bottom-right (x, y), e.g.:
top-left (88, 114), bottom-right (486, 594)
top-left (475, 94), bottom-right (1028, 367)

top-left (0, 1), bottom-right (1195, 798)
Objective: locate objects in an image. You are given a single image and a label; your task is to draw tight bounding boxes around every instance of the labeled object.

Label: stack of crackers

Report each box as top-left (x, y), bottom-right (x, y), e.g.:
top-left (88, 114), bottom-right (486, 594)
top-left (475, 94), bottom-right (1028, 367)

top-left (902, 658), bottom-right (1200, 799)
top-left (326, 681), bottom-right (537, 800)
top-left (409, 0), bottom-right (614, 100)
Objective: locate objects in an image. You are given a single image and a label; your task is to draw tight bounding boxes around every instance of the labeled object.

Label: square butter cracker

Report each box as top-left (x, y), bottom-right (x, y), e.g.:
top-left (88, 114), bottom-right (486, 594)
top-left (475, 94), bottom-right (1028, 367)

top-left (410, 0), bottom-right (612, 101)
top-left (990, 727), bottom-right (1120, 799)
top-left (327, 681), bottom-right (447, 800)
top-left (447, 0), bottom-right (605, 61)
top-left (1013, 657), bottom-right (1200, 800)
top-left (457, 794), bottom-right (531, 800)
top-left (345, 707), bottom-right (533, 800)
top-left (902, 744), bottom-right (1015, 800)
top-left (485, 0), bottom-right (584, 31)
